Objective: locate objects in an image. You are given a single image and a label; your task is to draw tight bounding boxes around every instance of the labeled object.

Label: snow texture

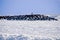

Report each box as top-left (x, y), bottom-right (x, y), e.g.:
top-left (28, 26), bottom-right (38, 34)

top-left (0, 16), bottom-right (60, 40)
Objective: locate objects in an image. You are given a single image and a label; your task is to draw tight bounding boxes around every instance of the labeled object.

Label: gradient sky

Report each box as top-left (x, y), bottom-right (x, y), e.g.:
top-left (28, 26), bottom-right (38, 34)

top-left (0, 0), bottom-right (60, 16)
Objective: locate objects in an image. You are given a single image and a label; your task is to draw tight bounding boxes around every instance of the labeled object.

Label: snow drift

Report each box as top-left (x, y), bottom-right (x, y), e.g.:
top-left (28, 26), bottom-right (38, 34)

top-left (0, 15), bottom-right (60, 40)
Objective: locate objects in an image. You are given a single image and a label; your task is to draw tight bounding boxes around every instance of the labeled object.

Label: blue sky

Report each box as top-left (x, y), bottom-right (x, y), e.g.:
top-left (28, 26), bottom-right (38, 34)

top-left (0, 0), bottom-right (60, 15)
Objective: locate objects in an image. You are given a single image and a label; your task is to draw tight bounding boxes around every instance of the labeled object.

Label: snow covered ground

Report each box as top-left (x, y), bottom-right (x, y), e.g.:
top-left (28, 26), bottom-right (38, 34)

top-left (0, 16), bottom-right (60, 40)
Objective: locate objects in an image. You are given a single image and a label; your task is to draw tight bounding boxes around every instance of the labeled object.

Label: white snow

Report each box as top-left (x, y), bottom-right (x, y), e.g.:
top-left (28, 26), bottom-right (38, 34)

top-left (0, 16), bottom-right (60, 40)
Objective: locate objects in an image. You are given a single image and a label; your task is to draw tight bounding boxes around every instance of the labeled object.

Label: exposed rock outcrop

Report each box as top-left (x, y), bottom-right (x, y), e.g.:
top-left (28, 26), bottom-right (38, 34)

top-left (0, 14), bottom-right (58, 21)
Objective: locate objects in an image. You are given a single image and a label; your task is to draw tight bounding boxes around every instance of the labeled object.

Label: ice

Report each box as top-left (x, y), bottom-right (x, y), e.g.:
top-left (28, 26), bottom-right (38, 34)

top-left (0, 16), bottom-right (60, 40)
top-left (0, 35), bottom-right (4, 40)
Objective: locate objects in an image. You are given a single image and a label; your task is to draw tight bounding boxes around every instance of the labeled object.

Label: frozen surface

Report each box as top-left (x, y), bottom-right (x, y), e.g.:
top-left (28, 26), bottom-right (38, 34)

top-left (0, 16), bottom-right (60, 40)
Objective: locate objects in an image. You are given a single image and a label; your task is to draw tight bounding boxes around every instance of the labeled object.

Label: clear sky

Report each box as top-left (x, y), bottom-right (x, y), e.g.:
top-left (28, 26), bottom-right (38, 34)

top-left (0, 0), bottom-right (60, 16)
